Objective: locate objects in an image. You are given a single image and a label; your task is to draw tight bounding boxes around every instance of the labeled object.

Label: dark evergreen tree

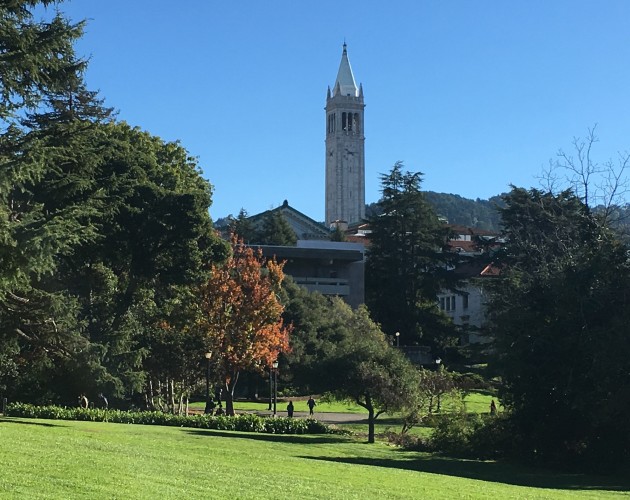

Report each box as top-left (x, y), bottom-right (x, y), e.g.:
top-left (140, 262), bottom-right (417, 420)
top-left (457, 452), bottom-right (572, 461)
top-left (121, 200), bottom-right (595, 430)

top-left (489, 187), bottom-right (630, 467)
top-left (365, 162), bottom-right (458, 349)
top-left (0, 1), bottom-right (229, 402)
top-left (330, 225), bottom-right (347, 242)
top-left (228, 208), bottom-right (256, 243)
top-left (257, 211), bottom-right (297, 246)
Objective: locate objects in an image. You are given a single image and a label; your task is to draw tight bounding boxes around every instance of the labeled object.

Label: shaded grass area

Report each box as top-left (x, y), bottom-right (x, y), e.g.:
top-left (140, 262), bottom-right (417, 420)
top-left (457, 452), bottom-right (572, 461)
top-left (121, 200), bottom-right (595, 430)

top-left (1, 416), bottom-right (628, 499)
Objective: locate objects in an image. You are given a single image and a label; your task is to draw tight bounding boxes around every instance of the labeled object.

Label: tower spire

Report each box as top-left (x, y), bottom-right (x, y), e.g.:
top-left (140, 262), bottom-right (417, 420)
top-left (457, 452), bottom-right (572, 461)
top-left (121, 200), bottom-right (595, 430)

top-left (334, 42), bottom-right (358, 97)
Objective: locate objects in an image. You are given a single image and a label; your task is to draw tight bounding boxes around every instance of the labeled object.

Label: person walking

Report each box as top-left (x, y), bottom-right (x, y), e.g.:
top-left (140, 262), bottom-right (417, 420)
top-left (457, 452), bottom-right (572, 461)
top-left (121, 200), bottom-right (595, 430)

top-left (307, 396), bottom-right (316, 416)
top-left (287, 401), bottom-right (294, 418)
top-left (490, 399), bottom-right (497, 415)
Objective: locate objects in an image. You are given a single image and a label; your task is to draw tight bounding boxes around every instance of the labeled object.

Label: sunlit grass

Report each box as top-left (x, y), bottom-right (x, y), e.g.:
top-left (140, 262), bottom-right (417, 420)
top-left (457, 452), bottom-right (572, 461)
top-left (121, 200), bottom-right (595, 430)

top-left (190, 391), bottom-right (499, 416)
top-left (1, 417), bottom-right (627, 499)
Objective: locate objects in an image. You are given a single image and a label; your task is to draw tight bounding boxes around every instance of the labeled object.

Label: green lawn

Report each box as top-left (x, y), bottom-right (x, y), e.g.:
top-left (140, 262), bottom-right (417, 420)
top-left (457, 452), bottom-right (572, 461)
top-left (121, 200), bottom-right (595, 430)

top-left (1, 417), bottom-right (628, 499)
top-left (191, 391), bottom-right (498, 416)
top-left (189, 398), bottom-right (366, 414)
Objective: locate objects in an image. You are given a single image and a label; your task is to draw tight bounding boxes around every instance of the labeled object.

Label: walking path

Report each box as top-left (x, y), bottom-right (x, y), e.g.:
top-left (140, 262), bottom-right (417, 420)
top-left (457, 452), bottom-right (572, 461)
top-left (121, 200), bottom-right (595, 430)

top-left (255, 410), bottom-right (367, 424)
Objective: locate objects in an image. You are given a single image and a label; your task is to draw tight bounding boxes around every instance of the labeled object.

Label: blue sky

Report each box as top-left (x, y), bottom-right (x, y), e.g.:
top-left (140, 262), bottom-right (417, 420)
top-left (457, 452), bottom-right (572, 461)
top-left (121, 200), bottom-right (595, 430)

top-left (52, 1), bottom-right (630, 222)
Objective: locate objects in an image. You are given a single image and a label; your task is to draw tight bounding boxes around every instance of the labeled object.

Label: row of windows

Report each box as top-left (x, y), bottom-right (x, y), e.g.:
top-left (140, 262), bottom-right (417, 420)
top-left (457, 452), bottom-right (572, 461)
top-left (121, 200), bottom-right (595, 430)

top-left (327, 112), bottom-right (361, 135)
top-left (439, 294), bottom-right (469, 312)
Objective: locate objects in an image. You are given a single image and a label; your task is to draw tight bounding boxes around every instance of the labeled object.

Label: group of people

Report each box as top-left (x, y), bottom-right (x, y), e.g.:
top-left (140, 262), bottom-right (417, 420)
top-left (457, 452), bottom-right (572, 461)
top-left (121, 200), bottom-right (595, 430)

top-left (285, 396), bottom-right (316, 417)
top-left (78, 393), bottom-right (108, 409)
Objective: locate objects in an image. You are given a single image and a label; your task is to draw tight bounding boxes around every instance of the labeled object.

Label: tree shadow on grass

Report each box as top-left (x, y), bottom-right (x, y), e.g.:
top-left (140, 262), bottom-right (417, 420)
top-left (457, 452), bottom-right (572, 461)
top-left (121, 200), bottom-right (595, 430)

top-left (301, 453), bottom-right (630, 492)
top-left (0, 417), bottom-right (65, 428)
top-left (184, 429), bottom-right (350, 445)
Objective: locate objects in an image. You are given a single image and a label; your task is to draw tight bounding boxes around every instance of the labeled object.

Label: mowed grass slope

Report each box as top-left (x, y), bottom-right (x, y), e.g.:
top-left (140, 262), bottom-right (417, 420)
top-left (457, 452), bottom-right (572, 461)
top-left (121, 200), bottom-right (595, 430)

top-left (1, 417), bottom-right (628, 499)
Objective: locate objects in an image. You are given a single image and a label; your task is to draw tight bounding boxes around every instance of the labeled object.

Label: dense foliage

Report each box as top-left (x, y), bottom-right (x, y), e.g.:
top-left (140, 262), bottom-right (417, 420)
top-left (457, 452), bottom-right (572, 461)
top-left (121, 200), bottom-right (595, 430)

top-left (197, 236), bottom-right (290, 415)
top-left (0, 1), bottom-right (229, 407)
top-left (365, 162), bottom-right (458, 350)
top-left (489, 187), bottom-right (630, 467)
top-left (5, 403), bottom-right (332, 434)
top-left (282, 283), bottom-right (419, 443)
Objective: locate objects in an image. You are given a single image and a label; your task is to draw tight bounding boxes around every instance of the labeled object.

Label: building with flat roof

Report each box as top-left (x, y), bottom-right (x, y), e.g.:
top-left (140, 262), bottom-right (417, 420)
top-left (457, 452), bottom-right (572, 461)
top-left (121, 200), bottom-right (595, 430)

top-left (255, 240), bottom-right (365, 308)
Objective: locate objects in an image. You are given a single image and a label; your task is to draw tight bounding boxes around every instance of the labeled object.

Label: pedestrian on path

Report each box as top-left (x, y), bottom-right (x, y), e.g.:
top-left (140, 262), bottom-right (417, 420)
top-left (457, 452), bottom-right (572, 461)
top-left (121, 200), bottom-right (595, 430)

top-left (307, 396), bottom-right (316, 416)
top-left (287, 401), bottom-right (294, 418)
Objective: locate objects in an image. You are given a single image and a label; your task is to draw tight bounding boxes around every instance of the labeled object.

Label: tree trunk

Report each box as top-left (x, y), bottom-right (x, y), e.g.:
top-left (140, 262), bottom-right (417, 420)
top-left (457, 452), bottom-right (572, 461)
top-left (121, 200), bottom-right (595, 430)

top-left (224, 372), bottom-right (239, 416)
top-left (366, 393), bottom-right (375, 444)
top-left (169, 378), bottom-right (176, 413)
top-left (147, 378), bottom-right (154, 410)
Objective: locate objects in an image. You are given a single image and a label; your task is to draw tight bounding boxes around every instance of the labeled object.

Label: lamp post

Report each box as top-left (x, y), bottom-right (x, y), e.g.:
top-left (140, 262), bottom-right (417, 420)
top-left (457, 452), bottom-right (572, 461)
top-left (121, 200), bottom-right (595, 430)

top-left (272, 360), bottom-right (279, 417)
top-left (204, 352), bottom-right (212, 414)
top-left (395, 331), bottom-right (400, 347)
top-left (435, 357), bottom-right (442, 374)
top-left (268, 364), bottom-right (273, 411)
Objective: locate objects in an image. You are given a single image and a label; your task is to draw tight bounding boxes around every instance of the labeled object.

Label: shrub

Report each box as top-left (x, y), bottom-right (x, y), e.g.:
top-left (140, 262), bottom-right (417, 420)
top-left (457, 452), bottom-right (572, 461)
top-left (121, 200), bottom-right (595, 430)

top-left (4, 403), bottom-right (333, 435)
top-left (385, 431), bottom-right (432, 451)
top-left (430, 412), bottom-right (513, 459)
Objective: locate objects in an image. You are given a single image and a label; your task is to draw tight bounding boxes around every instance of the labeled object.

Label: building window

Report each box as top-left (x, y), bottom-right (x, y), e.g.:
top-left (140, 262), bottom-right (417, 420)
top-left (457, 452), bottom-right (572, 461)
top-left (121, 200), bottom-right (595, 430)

top-left (463, 294), bottom-right (469, 309)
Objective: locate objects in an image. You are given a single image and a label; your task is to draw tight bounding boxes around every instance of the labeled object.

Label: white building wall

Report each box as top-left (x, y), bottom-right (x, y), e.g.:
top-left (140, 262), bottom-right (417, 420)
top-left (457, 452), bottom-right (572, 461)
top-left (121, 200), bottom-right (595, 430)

top-left (437, 281), bottom-right (490, 344)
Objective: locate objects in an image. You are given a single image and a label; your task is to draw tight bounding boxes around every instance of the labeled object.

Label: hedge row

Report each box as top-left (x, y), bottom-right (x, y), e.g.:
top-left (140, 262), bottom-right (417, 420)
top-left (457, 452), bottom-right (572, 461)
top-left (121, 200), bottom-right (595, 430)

top-left (5, 403), bottom-right (331, 435)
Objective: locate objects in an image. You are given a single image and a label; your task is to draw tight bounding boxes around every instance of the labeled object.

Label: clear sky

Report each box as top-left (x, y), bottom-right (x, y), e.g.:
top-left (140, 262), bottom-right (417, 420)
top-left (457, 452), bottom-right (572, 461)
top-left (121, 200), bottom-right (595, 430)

top-left (50, 0), bottom-right (630, 222)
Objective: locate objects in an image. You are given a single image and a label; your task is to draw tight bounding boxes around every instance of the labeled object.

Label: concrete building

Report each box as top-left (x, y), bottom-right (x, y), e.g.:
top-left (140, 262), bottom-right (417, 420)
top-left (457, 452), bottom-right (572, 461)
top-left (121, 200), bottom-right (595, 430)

top-left (325, 43), bottom-right (365, 227)
top-left (256, 240), bottom-right (365, 308)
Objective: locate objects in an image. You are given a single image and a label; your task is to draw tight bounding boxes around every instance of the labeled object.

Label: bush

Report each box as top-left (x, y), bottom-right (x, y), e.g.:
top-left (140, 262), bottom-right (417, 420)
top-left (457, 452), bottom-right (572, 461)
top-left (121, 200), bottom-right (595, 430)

top-left (4, 403), bottom-right (333, 435)
top-left (430, 412), bottom-right (513, 459)
top-left (385, 431), bottom-right (431, 451)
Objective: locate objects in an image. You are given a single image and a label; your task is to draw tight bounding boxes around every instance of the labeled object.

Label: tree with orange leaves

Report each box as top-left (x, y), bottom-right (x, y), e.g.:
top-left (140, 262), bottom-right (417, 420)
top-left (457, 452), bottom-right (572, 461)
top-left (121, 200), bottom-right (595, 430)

top-left (198, 235), bottom-right (290, 416)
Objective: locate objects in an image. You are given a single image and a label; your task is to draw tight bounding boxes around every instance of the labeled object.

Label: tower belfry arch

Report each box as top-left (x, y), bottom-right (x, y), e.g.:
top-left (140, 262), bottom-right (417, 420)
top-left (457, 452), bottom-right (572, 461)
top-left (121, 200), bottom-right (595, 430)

top-left (325, 43), bottom-right (365, 227)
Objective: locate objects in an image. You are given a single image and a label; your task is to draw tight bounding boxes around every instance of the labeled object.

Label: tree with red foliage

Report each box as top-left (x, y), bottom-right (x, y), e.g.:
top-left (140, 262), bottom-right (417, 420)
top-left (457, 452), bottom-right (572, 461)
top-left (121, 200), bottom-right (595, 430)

top-left (198, 235), bottom-right (290, 416)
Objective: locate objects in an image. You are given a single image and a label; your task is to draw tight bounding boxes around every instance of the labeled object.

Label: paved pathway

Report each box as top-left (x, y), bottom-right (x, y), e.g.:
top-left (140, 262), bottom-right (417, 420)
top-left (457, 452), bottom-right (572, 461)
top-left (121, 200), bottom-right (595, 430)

top-left (255, 410), bottom-right (367, 424)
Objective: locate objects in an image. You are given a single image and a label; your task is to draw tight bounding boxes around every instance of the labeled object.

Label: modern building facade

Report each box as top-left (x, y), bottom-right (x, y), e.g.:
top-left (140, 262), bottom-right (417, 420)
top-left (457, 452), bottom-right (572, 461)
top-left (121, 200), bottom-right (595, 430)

top-left (325, 43), bottom-right (365, 227)
top-left (256, 240), bottom-right (365, 308)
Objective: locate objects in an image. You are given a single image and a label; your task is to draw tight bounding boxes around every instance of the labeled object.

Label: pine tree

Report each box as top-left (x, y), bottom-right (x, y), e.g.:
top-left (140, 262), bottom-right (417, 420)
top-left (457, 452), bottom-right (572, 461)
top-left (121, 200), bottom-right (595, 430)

top-left (257, 211), bottom-right (297, 246)
top-left (365, 162), bottom-right (457, 349)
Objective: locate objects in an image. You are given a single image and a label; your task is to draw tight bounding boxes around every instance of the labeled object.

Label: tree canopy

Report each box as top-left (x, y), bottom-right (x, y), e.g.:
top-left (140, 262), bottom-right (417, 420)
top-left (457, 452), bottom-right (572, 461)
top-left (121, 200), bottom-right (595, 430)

top-left (489, 186), bottom-right (630, 466)
top-left (0, 1), bottom-right (229, 406)
top-left (365, 162), bottom-right (458, 350)
top-left (197, 236), bottom-right (290, 415)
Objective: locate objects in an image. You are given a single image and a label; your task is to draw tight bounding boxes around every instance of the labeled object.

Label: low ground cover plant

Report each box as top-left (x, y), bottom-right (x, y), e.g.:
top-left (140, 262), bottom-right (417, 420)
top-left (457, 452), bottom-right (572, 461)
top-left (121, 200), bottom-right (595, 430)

top-left (5, 403), bottom-right (332, 435)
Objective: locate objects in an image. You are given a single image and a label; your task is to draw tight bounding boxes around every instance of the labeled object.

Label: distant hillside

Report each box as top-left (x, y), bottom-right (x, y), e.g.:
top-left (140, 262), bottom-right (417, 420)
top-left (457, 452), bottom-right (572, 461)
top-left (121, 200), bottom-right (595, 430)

top-left (424, 192), bottom-right (505, 231)
top-left (366, 192), bottom-right (506, 232)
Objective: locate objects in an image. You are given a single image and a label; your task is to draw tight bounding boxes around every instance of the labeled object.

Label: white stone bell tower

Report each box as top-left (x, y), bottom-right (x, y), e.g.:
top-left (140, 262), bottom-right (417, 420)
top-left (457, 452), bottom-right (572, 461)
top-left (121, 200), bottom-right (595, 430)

top-left (325, 43), bottom-right (365, 227)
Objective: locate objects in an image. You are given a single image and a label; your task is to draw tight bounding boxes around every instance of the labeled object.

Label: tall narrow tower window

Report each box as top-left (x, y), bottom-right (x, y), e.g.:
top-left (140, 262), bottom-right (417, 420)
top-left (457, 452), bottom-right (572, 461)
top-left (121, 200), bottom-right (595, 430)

top-left (342, 112), bottom-right (347, 131)
top-left (353, 113), bottom-right (360, 134)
